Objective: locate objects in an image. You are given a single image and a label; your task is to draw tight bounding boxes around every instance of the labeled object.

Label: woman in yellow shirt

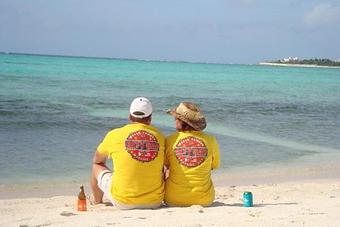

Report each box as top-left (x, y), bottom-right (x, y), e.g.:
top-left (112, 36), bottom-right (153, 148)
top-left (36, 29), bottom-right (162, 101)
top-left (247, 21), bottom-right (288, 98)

top-left (165, 102), bottom-right (220, 207)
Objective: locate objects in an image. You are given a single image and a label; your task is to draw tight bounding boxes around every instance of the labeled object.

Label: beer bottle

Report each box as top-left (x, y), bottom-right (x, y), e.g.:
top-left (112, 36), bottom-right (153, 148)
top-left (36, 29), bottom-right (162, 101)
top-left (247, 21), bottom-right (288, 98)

top-left (77, 185), bottom-right (87, 211)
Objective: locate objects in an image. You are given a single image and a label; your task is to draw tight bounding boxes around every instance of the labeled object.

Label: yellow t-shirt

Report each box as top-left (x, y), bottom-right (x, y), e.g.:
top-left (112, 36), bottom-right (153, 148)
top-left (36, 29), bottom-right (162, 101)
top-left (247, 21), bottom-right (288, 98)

top-left (165, 131), bottom-right (220, 206)
top-left (97, 123), bottom-right (165, 205)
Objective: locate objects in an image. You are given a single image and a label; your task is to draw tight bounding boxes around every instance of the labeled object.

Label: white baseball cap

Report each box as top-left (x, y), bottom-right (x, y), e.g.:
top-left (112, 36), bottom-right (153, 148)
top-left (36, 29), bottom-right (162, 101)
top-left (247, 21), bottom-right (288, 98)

top-left (129, 97), bottom-right (153, 118)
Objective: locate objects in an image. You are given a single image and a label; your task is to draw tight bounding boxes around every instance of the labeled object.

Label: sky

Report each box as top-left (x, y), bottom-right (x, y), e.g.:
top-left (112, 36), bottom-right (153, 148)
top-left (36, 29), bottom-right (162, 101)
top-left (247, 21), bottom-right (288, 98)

top-left (1, 0), bottom-right (340, 64)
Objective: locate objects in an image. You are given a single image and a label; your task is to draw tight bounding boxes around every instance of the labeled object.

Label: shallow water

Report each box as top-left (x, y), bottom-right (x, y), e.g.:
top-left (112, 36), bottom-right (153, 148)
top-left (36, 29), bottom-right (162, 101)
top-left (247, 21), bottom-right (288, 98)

top-left (1, 53), bottom-right (340, 185)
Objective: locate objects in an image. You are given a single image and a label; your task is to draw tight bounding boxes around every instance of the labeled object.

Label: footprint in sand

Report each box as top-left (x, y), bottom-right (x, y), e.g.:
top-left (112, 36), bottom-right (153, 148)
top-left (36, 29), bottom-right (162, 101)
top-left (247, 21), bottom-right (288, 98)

top-left (248, 211), bottom-right (261, 218)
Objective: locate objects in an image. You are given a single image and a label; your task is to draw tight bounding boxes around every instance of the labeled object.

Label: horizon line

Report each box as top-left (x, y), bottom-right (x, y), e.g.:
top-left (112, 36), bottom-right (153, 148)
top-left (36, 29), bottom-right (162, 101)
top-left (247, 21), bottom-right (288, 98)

top-left (0, 51), bottom-right (257, 66)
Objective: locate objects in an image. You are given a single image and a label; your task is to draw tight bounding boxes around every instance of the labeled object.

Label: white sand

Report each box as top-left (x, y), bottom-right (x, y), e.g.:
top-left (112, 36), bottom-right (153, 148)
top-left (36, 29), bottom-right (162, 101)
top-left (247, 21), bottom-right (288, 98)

top-left (259, 62), bottom-right (340, 69)
top-left (1, 179), bottom-right (340, 227)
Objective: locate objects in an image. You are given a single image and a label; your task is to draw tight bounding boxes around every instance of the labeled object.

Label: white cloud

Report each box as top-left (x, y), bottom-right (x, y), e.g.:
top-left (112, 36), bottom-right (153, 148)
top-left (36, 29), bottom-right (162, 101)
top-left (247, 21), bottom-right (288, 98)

top-left (303, 3), bottom-right (340, 29)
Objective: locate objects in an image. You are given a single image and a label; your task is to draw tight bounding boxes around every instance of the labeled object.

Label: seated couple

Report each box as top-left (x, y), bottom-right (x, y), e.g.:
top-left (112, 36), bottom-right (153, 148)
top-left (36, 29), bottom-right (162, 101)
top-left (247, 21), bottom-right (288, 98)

top-left (91, 97), bottom-right (220, 209)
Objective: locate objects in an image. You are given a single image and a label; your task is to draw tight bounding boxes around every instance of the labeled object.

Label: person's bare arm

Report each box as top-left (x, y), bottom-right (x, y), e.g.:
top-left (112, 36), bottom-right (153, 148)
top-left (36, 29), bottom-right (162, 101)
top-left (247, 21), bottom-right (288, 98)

top-left (93, 151), bottom-right (108, 168)
top-left (91, 151), bottom-right (110, 204)
top-left (163, 165), bottom-right (170, 180)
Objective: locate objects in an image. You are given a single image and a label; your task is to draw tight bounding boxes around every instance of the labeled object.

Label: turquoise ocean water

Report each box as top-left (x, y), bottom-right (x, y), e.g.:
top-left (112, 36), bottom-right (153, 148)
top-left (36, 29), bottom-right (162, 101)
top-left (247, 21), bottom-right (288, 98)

top-left (1, 53), bottom-right (340, 185)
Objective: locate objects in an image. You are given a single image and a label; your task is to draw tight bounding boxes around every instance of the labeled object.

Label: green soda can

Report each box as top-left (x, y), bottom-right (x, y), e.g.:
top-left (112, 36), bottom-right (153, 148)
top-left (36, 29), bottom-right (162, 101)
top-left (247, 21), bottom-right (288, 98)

top-left (243, 191), bottom-right (253, 207)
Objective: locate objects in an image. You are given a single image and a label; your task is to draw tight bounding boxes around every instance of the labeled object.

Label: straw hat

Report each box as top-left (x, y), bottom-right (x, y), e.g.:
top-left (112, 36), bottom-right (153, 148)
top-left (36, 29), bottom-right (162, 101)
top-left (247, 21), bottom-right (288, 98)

top-left (167, 102), bottom-right (207, 131)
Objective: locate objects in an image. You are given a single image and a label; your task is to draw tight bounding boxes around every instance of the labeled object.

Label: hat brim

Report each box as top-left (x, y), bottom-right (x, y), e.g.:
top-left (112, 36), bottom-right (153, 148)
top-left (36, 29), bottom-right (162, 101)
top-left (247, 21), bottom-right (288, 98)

top-left (166, 109), bottom-right (206, 131)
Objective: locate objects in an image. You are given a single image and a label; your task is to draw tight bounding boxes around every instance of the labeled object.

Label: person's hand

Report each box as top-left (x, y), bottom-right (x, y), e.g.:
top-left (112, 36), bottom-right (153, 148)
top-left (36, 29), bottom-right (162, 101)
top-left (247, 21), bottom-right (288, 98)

top-left (163, 166), bottom-right (170, 180)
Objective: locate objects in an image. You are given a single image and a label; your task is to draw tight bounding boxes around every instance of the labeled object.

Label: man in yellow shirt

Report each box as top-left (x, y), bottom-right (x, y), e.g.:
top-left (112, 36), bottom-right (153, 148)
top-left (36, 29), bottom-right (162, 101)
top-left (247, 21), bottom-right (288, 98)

top-left (165, 102), bottom-right (220, 207)
top-left (91, 97), bottom-right (165, 209)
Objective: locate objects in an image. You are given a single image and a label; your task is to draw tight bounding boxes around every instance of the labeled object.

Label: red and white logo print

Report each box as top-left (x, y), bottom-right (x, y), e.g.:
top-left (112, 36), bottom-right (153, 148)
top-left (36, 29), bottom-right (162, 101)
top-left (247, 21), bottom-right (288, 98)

top-left (174, 136), bottom-right (208, 167)
top-left (125, 130), bottom-right (159, 162)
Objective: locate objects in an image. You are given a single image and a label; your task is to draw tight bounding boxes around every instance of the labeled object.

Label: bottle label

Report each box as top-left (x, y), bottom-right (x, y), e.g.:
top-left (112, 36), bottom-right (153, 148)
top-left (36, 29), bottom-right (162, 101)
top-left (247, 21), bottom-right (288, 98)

top-left (77, 199), bottom-right (87, 211)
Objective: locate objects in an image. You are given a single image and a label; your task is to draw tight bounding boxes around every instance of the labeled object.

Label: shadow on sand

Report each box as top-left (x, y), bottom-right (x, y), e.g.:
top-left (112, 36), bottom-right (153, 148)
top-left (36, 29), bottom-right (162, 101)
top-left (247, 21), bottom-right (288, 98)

top-left (225, 202), bottom-right (298, 207)
top-left (210, 201), bottom-right (228, 207)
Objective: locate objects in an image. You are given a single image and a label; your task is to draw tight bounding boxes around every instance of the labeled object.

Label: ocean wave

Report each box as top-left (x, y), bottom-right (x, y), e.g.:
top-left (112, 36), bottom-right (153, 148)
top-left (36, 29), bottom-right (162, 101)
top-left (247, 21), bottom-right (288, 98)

top-left (2, 61), bottom-right (47, 66)
top-left (202, 101), bottom-right (340, 116)
top-left (0, 117), bottom-right (125, 131)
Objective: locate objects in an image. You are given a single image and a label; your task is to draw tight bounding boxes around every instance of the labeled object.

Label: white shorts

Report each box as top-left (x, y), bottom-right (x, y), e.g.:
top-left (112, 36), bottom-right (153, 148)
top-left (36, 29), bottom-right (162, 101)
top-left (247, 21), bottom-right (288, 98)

top-left (96, 170), bottom-right (115, 204)
top-left (96, 170), bottom-right (161, 210)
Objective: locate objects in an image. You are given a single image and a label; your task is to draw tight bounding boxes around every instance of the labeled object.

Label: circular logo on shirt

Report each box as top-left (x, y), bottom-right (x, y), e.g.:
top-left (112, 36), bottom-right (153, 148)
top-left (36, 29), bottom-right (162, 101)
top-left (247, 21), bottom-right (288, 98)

top-left (174, 136), bottom-right (208, 167)
top-left (125, 130), bottom-right (159, 162)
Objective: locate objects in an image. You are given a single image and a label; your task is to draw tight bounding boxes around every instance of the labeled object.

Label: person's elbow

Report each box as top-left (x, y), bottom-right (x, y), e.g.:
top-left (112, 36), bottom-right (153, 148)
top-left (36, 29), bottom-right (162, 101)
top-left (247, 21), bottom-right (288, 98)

top-left (92, 151), bottom-right (107, 165)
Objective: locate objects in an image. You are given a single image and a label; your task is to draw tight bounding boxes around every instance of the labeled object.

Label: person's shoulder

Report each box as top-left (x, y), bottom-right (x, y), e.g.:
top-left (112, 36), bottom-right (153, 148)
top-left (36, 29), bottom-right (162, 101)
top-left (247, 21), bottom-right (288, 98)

top-left (106, 125), bottom-right (125, 136)
top-left (145, 124), bottom-right (160, 133)
top-left (148, 125), bottom-right (166, 139)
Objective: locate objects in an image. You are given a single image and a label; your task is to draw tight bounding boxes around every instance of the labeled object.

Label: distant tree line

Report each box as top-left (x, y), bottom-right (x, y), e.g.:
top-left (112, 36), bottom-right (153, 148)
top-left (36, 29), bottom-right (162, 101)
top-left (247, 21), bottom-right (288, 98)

top-left (272, 58), bottom-right (340, 66)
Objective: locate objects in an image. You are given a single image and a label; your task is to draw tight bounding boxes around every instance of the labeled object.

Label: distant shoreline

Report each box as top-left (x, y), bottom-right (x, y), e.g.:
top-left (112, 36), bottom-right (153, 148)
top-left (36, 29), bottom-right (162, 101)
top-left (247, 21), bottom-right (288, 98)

top-left (0, 51), bottom-right (233, 66)
top-left (259, 62), bottom-right (340, 69)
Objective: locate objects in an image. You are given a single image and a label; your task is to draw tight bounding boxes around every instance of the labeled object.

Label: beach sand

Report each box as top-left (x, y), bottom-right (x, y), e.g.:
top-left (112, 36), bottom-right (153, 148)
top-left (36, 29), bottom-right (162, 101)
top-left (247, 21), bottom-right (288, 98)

top-left (1, 178), bottom-right (340, 227)
top-left (259, 62), bottom-right (340, 69)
